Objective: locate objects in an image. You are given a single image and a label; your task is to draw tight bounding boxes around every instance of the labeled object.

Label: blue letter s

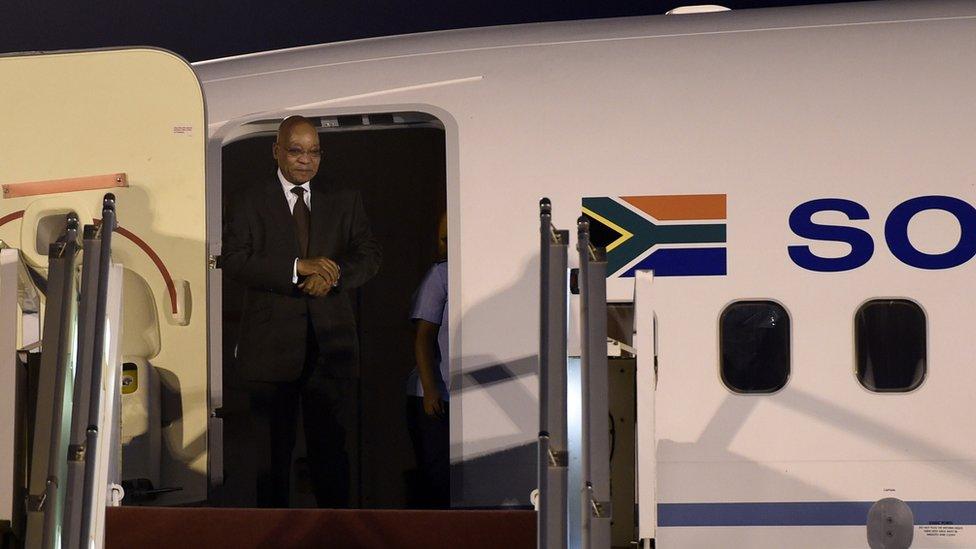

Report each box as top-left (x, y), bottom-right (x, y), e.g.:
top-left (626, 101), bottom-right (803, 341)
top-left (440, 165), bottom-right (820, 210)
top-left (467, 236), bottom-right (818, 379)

top-left (788, 198), bottom-right (874, 272)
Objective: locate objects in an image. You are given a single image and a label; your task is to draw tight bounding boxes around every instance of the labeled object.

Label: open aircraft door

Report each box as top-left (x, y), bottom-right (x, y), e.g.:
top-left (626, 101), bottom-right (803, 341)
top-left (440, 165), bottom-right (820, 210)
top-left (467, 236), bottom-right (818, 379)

top-left (0, 48), bottom-right (214, 507)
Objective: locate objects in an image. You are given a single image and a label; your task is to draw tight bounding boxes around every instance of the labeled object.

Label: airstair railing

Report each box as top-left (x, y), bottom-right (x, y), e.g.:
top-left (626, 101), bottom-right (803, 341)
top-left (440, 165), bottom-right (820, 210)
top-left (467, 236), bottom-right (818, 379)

top-left (633, 270), bottom-right (656, 548)
top-left (78, 194), bottom-right (117, 547)
top-left (538, 198), bottom-right (569, 549)
top-left (25, 213), bottom-right (80, 549)
top-left (62, 222), bottom-right (102, 549)
top-left (63, 193), bottom-right (116, 549)
top-left (0, 248), bottom-right (20, 541)
top-left (577, 217), bottom-right (612, 549)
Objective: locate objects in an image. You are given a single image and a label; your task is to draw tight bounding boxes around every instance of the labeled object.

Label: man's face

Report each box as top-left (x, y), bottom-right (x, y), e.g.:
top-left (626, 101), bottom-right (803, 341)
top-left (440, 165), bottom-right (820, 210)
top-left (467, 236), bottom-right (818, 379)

top-left (273, 122), bottom-right (322, 184)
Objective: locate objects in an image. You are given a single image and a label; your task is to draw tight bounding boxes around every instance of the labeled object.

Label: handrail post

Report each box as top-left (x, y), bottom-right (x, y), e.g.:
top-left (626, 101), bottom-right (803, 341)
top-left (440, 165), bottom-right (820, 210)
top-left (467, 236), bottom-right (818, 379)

top-left (538, 198), bottom-right (569, 549)
top-left (0, 249), bottom-right (20, 539)
top-left (25, 213), bottom-right (79, 549)
top-left (633, 270), bottom-right (657, 547)
top-left (578, 217), bottom-right (611, 549)
top-left (62, 224), bottom-right (103, 549)
top-left (80, 194), bottom-right (117, 547)
top-left (59, 192), bottom-right (119, 549)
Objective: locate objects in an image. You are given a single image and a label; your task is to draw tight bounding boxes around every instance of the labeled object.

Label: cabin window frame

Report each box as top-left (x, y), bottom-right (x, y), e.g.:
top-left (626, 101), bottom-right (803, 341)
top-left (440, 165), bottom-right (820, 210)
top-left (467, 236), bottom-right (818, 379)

top-left (718, 299), bottom-right (792, 395)
top-left (853, 297), bottom-right (928, 394)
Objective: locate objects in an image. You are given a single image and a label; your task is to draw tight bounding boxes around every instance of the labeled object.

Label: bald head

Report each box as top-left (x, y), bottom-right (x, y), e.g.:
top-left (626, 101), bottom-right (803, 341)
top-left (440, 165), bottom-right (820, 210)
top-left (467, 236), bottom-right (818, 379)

top-left (273, 116), bottom-right (322, 184)
top-left (276, 115), bottom-right (316, 142)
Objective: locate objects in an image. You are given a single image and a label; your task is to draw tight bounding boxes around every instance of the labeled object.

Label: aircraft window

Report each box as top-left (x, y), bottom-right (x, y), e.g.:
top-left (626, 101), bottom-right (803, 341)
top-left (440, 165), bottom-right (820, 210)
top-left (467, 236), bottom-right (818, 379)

top-left (720, 301), bottom-right (790, 393)
top-left (855, 300), bottom-right (926, 392)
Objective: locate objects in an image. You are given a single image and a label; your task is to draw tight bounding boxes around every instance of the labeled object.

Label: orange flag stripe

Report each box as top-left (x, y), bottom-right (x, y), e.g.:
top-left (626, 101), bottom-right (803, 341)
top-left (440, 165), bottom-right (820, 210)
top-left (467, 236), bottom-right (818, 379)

top-left (621, 194), bottom-right (726, 221)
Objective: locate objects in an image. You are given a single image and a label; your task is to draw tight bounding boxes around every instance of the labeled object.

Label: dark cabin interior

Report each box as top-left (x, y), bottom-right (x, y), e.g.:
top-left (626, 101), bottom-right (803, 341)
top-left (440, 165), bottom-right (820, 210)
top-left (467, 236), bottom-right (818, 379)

top-left (212, 117), bottom-right (447, 508)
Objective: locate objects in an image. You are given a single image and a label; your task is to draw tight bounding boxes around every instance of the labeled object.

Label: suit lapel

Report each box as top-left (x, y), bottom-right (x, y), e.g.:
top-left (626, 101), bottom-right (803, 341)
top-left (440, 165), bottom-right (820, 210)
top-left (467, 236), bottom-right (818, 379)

top-left (265, 178), bottom-right (301, 257)
top-left (308, 180), bottom-right (338, 257)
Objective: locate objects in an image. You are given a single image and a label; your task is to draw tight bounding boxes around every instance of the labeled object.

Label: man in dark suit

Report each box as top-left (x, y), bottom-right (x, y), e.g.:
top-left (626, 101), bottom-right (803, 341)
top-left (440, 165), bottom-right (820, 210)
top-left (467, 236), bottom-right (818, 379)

top-left (222, 116), bottom-right (381, 508)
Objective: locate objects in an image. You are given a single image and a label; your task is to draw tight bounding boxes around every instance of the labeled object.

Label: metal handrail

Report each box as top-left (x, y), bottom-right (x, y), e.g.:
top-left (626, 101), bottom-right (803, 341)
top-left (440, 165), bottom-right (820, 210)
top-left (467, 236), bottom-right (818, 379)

top-left (577, 217), bottom-right (611, 549)
top-left (79, 194), bottom-right (117, 548)
top-left (25, 212), bottom-right (79, 549)
top-left (62, 224), bottom-right (103, 549)
top-left (538, 198), bottom-right (569, 549)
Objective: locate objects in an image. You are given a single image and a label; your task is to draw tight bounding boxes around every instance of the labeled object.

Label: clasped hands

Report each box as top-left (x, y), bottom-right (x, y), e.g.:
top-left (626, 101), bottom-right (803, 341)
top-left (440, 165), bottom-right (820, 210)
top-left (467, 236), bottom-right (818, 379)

top-left (297, 257), bottom-right (340, 297)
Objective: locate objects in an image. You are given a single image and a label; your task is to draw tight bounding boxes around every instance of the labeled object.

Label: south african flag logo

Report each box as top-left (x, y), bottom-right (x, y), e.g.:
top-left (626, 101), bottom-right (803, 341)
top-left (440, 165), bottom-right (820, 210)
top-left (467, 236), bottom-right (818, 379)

top-left (582, 194), bottom-right (727, 278)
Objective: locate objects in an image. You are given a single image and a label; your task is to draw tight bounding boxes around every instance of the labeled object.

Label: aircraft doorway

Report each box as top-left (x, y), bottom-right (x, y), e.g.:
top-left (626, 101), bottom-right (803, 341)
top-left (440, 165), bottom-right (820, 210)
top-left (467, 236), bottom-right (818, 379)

top-left (213, 113), bottom-right (447, 509)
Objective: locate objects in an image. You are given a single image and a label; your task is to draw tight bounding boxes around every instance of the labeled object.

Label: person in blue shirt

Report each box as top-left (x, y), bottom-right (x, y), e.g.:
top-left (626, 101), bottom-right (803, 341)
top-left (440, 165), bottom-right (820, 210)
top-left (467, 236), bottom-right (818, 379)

top-left (405, 213), bottom-right (449, 508)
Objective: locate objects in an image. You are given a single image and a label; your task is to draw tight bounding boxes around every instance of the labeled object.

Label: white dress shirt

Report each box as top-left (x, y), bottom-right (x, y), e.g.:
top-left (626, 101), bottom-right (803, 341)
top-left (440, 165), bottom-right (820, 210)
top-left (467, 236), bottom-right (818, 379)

top-left (279, 169), bottom-right (311, 283)
top-left (279, 168), bottom-right (312, 212)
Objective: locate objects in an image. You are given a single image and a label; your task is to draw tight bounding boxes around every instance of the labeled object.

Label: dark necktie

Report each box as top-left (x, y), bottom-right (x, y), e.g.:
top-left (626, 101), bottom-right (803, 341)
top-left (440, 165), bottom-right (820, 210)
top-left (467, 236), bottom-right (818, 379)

top-left (291, 186), bottom-right (310, 258)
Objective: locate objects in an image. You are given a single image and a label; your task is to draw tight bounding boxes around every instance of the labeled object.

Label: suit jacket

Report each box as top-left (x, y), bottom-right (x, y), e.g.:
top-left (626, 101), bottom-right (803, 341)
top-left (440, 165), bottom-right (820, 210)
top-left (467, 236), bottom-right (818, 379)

top-left (222, 176), bottom-right (382, 382)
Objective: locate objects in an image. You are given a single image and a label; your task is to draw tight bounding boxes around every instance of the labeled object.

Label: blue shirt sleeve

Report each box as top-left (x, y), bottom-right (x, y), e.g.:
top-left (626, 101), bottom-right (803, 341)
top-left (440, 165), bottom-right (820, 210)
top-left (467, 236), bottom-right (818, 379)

top-left (410, 262), bottom-right (447, 325)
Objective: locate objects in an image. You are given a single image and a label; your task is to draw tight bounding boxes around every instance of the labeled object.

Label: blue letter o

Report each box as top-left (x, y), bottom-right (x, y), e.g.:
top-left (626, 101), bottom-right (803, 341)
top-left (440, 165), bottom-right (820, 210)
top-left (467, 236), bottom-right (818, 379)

top-left (885, 195), bottom-right (976, 270)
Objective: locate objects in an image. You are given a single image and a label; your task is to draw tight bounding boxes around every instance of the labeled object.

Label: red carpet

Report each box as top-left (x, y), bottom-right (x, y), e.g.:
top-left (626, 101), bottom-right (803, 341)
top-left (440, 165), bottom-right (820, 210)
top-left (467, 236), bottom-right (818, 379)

top-left (106, 507), bottom-right (536, 549)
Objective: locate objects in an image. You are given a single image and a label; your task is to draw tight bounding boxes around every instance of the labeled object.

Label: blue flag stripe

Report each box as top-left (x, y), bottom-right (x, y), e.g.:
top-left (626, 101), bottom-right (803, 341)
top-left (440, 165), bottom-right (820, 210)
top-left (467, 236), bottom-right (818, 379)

top-left (622, 247), bottom-right (727, 277)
